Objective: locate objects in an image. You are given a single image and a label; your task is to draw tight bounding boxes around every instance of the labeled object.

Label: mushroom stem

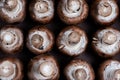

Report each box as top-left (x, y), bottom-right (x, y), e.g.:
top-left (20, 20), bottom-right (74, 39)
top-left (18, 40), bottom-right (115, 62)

top-left (74, 69), bottom-right (87, 80)
top-left (67, 0), bottom-right (80, 13)
top-left (114, 69), bottom-right (120, 79)
top-left (68, 31), bottom-right (81, 45)
top-left (31, 34), bottom-right (43, 49)
top-left (0, 61), bottom-right (14, 77)
top-left (102, 31), bottom-right (117, 45)
top-left (38, 62), bottom-right (54, 77)
top-left (4, 0), bottom-right (18, 11)
top-left (98, 2), bottom-right (112, 17)
top-left (34, 1), bottom-right (48, 13)
top-left (2, 32), bottom-right (15, 45)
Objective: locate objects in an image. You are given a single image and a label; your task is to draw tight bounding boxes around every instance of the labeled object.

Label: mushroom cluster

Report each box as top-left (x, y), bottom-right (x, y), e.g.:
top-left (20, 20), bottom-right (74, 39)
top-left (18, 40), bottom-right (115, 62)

top-left (64, 59), bottom-right (95, 80)
top-left (0, 0), bottom-right (26, 23)
top-left (57, 26), bottom-right (88, 56)
top-left (29, 0), bottom-right (54, 24)
top-left (26, 26), bottom-right (54, 55)
top-left (0, 57), bottom-right (23, 80)
top-left (91, 0), bottom-right (119, 25)
top-left (28, 54), bottom-right (59, 80)
top-left (58, 0), bottom-right (89, 24)
top-left (99, 60), bottom-right (120, 80)
top-left (0, 25), bottom-right (23, 54)
top-left (92, 27), bottom-right (120, 57)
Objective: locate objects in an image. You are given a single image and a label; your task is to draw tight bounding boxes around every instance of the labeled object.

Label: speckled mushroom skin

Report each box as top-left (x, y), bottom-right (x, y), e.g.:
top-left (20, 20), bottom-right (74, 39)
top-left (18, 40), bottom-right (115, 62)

top-left (92, 27), bottom-right (120, 58)
top-left (29, 0), bottom-right (54, 24)
top-left (0, 25), bottom-right (23, 54)
top-left (64, 59), bottom-right (95, 80)
top-left (28, 54), bottom-right (59, 80)
top-left (26, 26), bottom-right (54, 55)
top-left (91, 0), bottom-right (119, 25)
top-left (57, 26), bottom-right (88, 56)
top-left (0, 57), bottom-right (23, 80)
top-left (57, 0), bottom-right (89, 25)
top-left (0, 0), bottom-right (26, 23)
top-left (99, 60), bottom-right (120, 80)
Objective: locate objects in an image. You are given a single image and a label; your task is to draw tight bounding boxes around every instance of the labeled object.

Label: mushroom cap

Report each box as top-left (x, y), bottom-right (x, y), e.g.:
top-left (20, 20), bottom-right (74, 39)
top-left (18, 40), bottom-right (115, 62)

top-left (99, 60), bottom-right (120, 80)
top-left (64, 59), bottom-right (95, 80)
top-left (92, 27), bottom-right (120, 57)
top-left (57, 26), bottom-right (88, 56)
top-left (26, 26), bottom-right (54, 55)
top-left (28, 54), bottom-right (59, 80)
top-left (57, 0), bottom-right (89, 25)
top-left (91, 0), bottom-right (119, 25)
top-left (0, 25), bottom-right (23, 54)
top-left (29, 0), bottom-right (54, 24)
top-left (0, 0), bottom-right (26, 23)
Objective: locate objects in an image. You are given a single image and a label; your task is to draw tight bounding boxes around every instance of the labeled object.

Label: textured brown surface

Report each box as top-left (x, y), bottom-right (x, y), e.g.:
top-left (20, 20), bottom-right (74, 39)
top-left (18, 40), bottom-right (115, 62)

top-left (0, 0), bottom-right (120, 80)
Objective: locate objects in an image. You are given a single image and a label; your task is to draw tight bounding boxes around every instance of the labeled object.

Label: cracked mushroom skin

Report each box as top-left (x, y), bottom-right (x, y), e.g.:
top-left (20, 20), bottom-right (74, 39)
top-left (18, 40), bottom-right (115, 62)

top-left (0, 26), bottom-right (23, 54)
top-left (92, 27), bottom-right (120, 57)
top-left (57, 0), bottom-right (89, 25)
top-left (0, 57), bottom-right (23, 80)
top-left (0, 0), bottom-right (26, 23)
top-left (99, 60), bottom-right (120, 80)
top-left (29, 0), bottom-right (54, 24)
top-left (64, 59), bottom-right (95, 80)
top-left (57, 26), bottom-right (88, 56)
top-left (91, 0), bottom-right (119, 25)
top-left (28, 54), bottom-right (59, 80)
top-left (26, 26), bottom-right (54, 55)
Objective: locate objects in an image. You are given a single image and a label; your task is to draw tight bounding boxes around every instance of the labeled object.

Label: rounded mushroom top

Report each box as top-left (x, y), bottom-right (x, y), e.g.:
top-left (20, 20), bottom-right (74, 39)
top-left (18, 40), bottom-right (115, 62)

top-left (101, 60), bottom-right (120, 80)
top-left (60, 0), bottom-right (88, 18)
top-left (0, 26), bottom-right (23, 54)
top-left (32, 0), bottom-right (54, 19)
top-left (92, 28), bottom-right (120, 56)
top-left (27, 27), bottom-right (54, 54)
top-left (0, 0), bottom-right (25, 21)
top-left (91, 0), bottom-right (119, 24)
top-left (28, 55), bottom-right (59, 80)
top-left (64, 60), bottom-right (94, 80)
top-left (57, 26), bottom-right (88, 56)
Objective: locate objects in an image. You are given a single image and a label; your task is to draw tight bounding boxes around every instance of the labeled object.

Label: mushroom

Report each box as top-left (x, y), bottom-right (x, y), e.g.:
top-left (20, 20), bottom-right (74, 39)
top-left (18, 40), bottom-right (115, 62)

top-left (29, 0), bottom-right (54, 24)
top-left (57, 26), bottom-right (88, 56)
top-left (99, 60), bottom-right (120, 80)
top-left (0, 57), bottom-right (23, 80)
top-left (26, 26), bottom-right (54, 55)
top-left (0, 0), bottom-right (26, 23)
top-left (92, 27), bottom-right (120, 57)
top-left (28, 54), bottom-right (59, 80)
top-left (0, 25), bottom-right (23, 54)
top-left (91, 0), bottom-right (119, 25)
top-left (64, 59), bottom-right (95, 80)
top-left (57, 0), bottom-right (89, 25)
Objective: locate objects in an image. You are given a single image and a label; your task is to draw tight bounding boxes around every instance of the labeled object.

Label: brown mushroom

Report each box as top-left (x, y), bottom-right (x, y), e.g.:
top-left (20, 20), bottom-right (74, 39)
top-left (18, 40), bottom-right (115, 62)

top-left (29, 0), bottom-right (54, 24)
top-left (0, 57), bottom-right (23, 80)
top-left (28, 54), bottom-right (59, 80)
top-left (57, 0), bottom-right (89, 25)
top-left (99, 60), bottom-right (120, 80)
top-left (92, 27), bottom-right (120, 57)
top-left (57, 26), bottom-right (88, 56)
top-left (0, 25), bottom-right (23, 54)
top-left (91, 0), bottom-right (119, 25)
top-left (64, 59), bottom-right (95, 80)
top-left (0, 0), bottom-right (26, 23)
top-left (26, 26), bottom-right (54, 55)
